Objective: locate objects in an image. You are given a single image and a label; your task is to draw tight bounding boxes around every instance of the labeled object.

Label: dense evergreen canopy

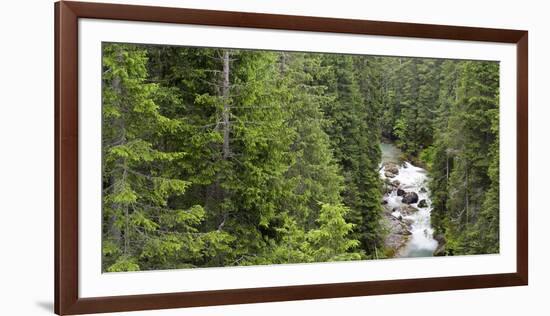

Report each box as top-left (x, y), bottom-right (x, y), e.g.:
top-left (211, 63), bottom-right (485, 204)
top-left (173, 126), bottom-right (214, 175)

top-left (102, 43), bottom-right (499, 272)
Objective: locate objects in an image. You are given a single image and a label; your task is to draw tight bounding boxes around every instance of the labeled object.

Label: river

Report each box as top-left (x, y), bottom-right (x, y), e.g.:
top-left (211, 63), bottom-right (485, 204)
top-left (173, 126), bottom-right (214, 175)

top-left (380, 142), bottom-right (438, 258)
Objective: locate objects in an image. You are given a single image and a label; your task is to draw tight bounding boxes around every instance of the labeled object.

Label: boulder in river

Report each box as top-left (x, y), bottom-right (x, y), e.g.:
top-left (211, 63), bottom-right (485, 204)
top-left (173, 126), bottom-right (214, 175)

top-left (383, 212), bottom-right (412, 252)
top-left (433, 244), bottom-right (446, 256)
top-left (402, 217), bottom-right (414, 226)
top-left (420, 187), bottom-right (427, 193)
top-left (401, 191), bottom-right (419, 204)
top-left (383, 184), bottom-right (394, 194)
top-left (417, 199), bottom-right (428, 208)
top-left (399, 204), bottom-right (419, 216)
top-left (383, 162), bottom-right (400, 175)
top-left (391, 180), bottom-right (401, 187)
top-left (384, 171), bottom-right (396, 178)
top-left (397, 188), bottom-right (406, 196)
top-left (433, 234), bottom-right (447, 256)
top-left (400, 229), bottom-right (412, 236)
top-left (434, 234), bottom-right (446, 244)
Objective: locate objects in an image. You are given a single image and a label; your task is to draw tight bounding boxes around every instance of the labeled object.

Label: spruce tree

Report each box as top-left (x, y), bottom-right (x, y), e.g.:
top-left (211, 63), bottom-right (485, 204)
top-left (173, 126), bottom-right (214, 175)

top-left (102, 43), bottom-right (208, 271)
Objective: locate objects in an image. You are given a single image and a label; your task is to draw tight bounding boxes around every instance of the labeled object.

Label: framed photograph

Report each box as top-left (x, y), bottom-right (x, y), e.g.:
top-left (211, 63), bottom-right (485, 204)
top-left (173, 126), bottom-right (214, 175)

top-left (55, 1), bottom-right (528, 315)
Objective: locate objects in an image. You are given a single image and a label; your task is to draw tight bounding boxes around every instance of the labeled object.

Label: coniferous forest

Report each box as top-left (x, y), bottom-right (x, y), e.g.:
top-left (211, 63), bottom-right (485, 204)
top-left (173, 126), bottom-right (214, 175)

top-left (101, 43), bottom-right (500, 272)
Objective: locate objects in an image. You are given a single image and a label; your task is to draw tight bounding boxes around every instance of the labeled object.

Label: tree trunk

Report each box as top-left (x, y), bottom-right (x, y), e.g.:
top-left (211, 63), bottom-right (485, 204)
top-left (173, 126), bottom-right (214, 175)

top-left (279, 52), bottom-right (287, 74)
top-left (446, 154), bottom-right (449, 181)
top-left (222, 50), bottom-right (231, 159)
top-left (108, 67), bottom-right (124, 249)
top-left (465, 164), bottom-right (470, 226)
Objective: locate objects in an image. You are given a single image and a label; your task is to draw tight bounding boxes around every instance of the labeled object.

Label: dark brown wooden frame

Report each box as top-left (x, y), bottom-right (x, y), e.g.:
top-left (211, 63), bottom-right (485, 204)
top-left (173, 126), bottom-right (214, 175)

top-left (55, 1), bottom-right (528, 314)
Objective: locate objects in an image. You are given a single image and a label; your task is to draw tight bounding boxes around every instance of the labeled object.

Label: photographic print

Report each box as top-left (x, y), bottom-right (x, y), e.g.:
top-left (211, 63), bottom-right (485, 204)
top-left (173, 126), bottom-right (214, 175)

top-left (55, 3), bottom-right (528, 314)
top-left (101, 43), bottom-right (500, 272)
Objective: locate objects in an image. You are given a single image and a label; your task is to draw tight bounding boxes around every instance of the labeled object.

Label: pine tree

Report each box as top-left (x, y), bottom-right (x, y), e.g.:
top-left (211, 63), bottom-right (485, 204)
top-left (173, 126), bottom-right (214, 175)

top-left (306, 203), bottom-right (362, 262)
top-left (353, 56), bottom-right (386, 257)
top-left (429, 60), bottom-right (464, 234)
top-left (314, 55), bottom-right (385, 257)
top-left (102, 43), bottom-right (209, 271)
top-left (429, 60), bottom-right (499, 255)
top-left (279, 53), bottom-right (344, 227)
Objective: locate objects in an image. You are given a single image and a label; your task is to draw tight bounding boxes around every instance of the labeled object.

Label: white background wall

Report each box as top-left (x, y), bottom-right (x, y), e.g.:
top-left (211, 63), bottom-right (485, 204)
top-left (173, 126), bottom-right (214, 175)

top-left (0, 0), bottom-right (545, 315)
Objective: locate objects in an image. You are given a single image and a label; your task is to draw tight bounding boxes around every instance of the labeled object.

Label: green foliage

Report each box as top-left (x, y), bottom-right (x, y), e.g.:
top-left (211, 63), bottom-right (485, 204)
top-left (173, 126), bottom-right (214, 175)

top-left (101, 43), bottom-right (222, 271)
top-left (306, 203), bottom-right (362, 261)
top-left (419, 145), bottom-right (436, 170)
top-left (313, 55), bottom-right (385, 256)
top-left (102, 43), bottom-right (499, 271)
top-left (427, 61), bottom-right (500, 255)
top-left (106, 256), bottom-right (140, 272)
top-left (380, 58), bottom-right (441, 156)
top-left (102, 44), bottom-right (369, 271)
